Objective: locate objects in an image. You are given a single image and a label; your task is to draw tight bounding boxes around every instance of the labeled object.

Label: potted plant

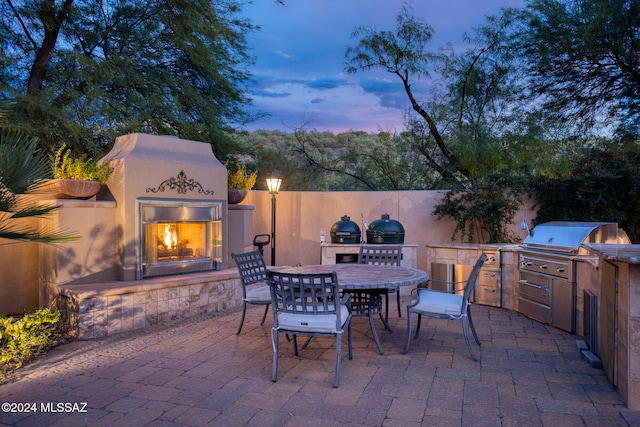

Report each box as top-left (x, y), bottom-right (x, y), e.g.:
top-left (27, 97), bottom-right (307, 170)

top-left (226, 163), bottom-right (257, 204)
top-left (43, 144), bottom-right (113, 199)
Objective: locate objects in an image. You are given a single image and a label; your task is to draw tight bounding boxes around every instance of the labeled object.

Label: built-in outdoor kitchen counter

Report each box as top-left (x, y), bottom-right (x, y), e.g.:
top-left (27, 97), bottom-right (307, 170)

top-left (320, 242), bottom-right (418, 267)
top-left (427, 241), bottom-right (640, 411)
top-left (320, 243), bottom-right (418, 298)
top-left (424, 243), bottom-right (521, 309)
top-left (579, 243), bottom-right (640, 411)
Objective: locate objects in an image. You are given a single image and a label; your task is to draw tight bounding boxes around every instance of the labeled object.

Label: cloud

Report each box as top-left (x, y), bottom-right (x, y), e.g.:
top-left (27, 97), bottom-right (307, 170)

top-left (251, 89), bottom-right (291, 98)
top-left (359, 77), bottom-right (403, 95)
top-left (305, 76), bottom-right (349, 90)
top-left (250, 74), bottom-right (350, 94)
top-left (274, 50), bottom-right (297, 60)
top-left (241, 0), bottom-right (526, 132)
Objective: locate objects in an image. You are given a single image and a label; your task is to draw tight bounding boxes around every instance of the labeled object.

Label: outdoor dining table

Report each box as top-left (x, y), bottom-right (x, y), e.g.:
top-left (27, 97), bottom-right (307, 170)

top-left (269, 263), bottom-right (429, 355)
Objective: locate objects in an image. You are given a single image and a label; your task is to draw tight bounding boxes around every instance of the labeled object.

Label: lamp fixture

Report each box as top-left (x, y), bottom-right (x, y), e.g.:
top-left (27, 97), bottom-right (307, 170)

top-left (267, 170), bottom-right (283, 266)
top-left (266, 170), bottom-right (282, 195)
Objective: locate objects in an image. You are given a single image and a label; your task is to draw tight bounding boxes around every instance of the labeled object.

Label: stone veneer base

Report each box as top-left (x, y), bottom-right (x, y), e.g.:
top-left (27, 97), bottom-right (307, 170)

top-left (57, 269), bottom-right (241, 340)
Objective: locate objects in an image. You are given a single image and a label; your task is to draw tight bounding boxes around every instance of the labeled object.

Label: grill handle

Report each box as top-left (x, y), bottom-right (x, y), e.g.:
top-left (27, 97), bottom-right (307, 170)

top-left (518, 279), bottom-right (548, 291)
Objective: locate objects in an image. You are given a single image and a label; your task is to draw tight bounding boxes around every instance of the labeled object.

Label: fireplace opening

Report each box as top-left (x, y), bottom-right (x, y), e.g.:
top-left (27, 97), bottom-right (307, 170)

top-left (138, 199), bottom-right (223, 279)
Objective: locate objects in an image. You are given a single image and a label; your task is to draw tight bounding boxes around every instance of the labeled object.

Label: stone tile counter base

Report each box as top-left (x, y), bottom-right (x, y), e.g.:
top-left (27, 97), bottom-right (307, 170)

top-left (57, 269), bottom-right (241, 339)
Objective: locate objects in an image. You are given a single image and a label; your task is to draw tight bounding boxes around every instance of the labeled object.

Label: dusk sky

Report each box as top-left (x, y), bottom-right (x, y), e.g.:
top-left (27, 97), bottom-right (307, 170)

top-left (240, 0), bottom-right (526, 134)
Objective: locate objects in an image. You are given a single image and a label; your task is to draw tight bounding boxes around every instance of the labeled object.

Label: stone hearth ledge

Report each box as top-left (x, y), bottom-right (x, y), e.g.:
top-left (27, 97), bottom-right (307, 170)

top-left (57, 269), bottom-right (242, 340)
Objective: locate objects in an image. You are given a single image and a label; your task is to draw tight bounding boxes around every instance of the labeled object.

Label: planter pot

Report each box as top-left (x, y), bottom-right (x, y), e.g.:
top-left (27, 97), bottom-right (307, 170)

top-left (42, 179), bottom-right (102, 199)
top-left (227, 189), bottom-right (248, 204)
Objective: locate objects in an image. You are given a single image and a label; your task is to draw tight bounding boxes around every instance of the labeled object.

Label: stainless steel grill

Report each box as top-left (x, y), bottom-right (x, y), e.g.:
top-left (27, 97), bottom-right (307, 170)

top-left (518, 221), bottom-right (630, 332)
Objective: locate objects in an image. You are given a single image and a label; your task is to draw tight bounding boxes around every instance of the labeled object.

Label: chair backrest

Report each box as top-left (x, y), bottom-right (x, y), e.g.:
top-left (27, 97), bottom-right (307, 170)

top-left (462, 253), bottom-right (489, 304)
top-left (268, 271), bottom-right (342, 324)
top-left (358, 244), bottom-right (402, 266)
top-left (231, 250), bottom-right (268, 290)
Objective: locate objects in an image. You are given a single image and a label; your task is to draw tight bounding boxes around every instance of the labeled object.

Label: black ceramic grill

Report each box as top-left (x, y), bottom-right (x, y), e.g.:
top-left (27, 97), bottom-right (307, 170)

top-left (366, 214), bottom-right (405, 244)
top-left (330, 215), bottom-right (361, 244)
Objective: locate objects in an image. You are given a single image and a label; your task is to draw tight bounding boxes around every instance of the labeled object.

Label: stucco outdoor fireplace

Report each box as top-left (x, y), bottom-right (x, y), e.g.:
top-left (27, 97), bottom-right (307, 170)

top-left (101, 133), bottom-right (228, 281)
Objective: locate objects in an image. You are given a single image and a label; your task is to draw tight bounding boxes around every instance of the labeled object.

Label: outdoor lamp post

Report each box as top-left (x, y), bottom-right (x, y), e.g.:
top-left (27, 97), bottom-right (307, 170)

top-left (266, 170), bottom-right (282, 266)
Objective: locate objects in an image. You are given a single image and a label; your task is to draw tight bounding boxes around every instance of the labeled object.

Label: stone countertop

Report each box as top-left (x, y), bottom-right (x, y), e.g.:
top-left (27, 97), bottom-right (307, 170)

top-left (582, 244), bottom-right (640, 265)
top-left (321, 242), bottom-right (419, 247)
top-left (425, 243), bottom-right (520, 251)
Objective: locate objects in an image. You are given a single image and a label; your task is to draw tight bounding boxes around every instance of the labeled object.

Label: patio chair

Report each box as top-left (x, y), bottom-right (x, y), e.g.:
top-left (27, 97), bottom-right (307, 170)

top-left (403, 253), bottom-right (488, 361)
top-left (268, 270), bottom-right (352, 388)
top-left (358, 244), bottom-right (403, 320)
top-left (231, 250), bottom-right (271, 335)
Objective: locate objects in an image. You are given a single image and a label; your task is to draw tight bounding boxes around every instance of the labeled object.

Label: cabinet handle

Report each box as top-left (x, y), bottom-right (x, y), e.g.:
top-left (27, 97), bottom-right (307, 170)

top-left (518, 280), bottom-right (548, 291)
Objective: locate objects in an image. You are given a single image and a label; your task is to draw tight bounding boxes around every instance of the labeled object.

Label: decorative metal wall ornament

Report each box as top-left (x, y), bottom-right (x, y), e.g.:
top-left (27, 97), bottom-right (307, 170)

top-left (146, 170), bottom-right (215, 195)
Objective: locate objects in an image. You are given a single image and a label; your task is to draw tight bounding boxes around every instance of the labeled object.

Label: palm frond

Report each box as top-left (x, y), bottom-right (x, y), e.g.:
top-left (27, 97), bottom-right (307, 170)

top-left (0, 129), bottom-right (79, 244)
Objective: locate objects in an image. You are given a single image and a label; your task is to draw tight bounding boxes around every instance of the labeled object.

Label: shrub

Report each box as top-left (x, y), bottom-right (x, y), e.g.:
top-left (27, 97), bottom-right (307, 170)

top-left (433, 174), bottom-right (526, 244)
top-left (227, 163), bottom-right (257, 190)
top-left (0, 308), bottom-right (62, 378)
top-left (53, 144), bottom-right (113, 183)
top-left (532, 150), bottom-right (640, 242)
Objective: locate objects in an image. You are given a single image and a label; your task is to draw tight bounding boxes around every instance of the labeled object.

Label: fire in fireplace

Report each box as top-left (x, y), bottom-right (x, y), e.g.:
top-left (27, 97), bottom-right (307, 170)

top-left (138, 199), bottom-right (223, 279)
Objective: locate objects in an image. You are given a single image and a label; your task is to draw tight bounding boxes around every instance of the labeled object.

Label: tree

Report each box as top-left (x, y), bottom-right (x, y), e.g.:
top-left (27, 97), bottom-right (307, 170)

top-left (0, 0), bottom-right (257, 156)
top-left (233, 129), bottom-right (432, 191)
top-left (510, 0), bottom-right (640, 136)
top-left (532, 149), bottom-right (640, 242)
top-left (344, 6), bottom-right (471, 182)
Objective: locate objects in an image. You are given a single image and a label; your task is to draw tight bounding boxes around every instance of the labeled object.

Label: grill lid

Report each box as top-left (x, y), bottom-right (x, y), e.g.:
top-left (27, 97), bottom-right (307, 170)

top-left (523, 221), bottom-right (630, 249)
top-left (330, 215), bottom-right (361, 244)
top-left (368, 214), bottom-right (404, 234)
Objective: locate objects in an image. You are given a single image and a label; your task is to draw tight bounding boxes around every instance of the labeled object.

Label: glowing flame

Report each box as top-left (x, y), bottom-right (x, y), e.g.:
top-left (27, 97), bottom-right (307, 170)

top-left (163, 225), bottom-right (178, 249)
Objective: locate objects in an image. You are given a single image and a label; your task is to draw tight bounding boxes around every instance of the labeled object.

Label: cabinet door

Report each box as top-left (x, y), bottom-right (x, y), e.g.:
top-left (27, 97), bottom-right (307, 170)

top-left (430, 263), bottom-right (454, 292)
top-left (551, 278), bottom-right (575, 333)
top-left (453, 264), bottom-right (473, 293)
top-left (599, 260), bottom-right (617, 386)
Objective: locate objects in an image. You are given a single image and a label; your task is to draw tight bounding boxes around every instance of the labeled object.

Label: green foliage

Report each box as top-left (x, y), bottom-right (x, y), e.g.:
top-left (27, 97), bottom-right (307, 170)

top-left (53, 144), bottom-right (113, 183)
top-left (510, 0), bottom-right (640, 134)
top-left (0, 108), bottom-right (78, 243)
top-left (0, 308), bottom-right (62, 375)
top-left (344, 7), bottom-right (475, 182)
top-left (0, 0), bottom-right (256, 155)
top-left (533, 150), bottom-right (640, 242)
top-left (433, 174), bottom-right (526, 243)
top-left (226, 163), bottom-right (257, 190)
top-left (234, 129), bottom-right (439, 191)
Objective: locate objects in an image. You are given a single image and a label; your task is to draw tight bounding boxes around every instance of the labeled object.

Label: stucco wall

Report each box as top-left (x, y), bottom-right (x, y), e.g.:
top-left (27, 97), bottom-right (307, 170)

top-left (1, 188), bottom-right (535, 315)
top-left (244, 190), bottom-right (535, 271)
top-left (0, 236), bottom-right (40, 314)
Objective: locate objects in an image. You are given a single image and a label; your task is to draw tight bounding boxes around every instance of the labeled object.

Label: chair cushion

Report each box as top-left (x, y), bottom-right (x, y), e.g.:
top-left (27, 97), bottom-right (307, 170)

top-left (276, 304), bottom-right (350, 333)
top-left (245, 284), bottom-right (271, 303)
top-left (411, 288), bottom-right (463, 316)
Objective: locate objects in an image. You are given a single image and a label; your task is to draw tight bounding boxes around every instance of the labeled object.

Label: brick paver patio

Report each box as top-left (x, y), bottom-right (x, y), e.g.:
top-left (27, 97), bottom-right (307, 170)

top-left (1, 300), bottom-right (639, 426)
